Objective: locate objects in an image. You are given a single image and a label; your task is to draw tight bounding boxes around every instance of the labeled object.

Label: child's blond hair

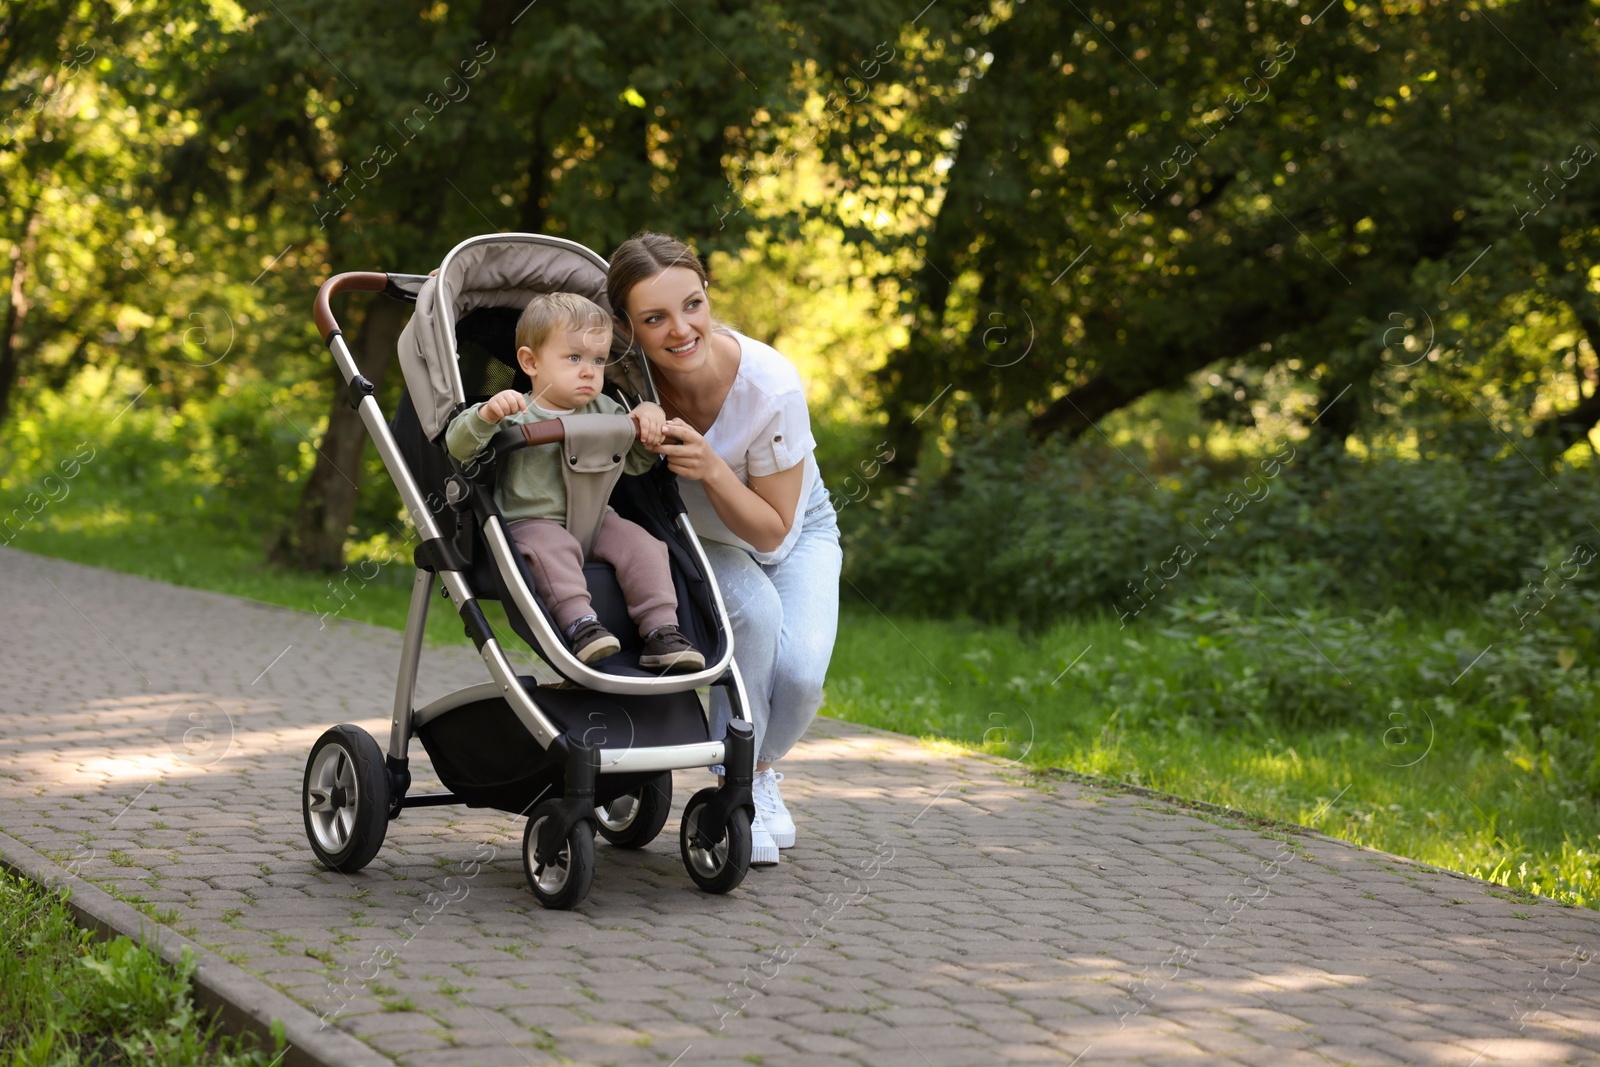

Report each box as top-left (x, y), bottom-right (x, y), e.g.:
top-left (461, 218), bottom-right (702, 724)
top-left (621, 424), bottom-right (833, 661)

top-left (516, 292), bottom-right (612, 355)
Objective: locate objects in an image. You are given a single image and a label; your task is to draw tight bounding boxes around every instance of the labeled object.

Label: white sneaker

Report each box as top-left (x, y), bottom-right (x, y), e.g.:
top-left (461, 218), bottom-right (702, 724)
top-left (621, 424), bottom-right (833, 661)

top-left (752, 769), bottom-right (796, 849)
top-left (749, 806), bottom-right (780, 867)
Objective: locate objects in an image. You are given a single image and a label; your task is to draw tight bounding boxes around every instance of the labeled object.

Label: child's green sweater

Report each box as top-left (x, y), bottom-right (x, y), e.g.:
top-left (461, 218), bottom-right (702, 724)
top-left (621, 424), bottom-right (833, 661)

top-left (444, 395), bottom-right (656, 524)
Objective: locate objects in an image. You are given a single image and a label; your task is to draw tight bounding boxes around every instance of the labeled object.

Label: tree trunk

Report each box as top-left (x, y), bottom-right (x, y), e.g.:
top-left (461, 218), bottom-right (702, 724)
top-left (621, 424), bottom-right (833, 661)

top-left (1534, 388), bottom-right (1600, 456)
top-left (1305, 371), bottom-right (1363, 457)
top-left (872, 151), bottom-right (969, 475)
top-left (0, 204), bottom-right (42, 428)
top-left (871, 18), bottom-right (1020, 475)
top-left (1025, 370), bottom-right (1172, 441)
top-left (269, 296), bottom-right (407, 571)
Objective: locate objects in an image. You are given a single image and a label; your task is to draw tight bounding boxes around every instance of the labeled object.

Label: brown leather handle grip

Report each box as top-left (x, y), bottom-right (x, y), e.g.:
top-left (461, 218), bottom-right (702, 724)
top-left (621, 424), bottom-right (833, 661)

top-left (487, 416), bottom-right (643, 459)
top-left (521, 421), bottom-right (567, 447)
top-left (487, 420), bottom-right (562, 459)
top-left (314, 271), bottom-right (390, 342)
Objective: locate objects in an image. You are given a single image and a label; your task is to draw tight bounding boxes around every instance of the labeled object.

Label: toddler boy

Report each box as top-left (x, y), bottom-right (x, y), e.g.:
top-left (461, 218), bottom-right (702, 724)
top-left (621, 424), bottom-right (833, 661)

top-left (445, 292), bottom-right (703, 672)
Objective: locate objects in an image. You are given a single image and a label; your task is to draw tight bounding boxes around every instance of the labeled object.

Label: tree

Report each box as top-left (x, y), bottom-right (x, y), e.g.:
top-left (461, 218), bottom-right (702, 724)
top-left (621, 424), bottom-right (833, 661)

top-left (818, 0), bottom-right (1600, 468)
top-left (2, 2), bottom-right (179, 426)
top-left (169, 0), bottom-right (912, 569)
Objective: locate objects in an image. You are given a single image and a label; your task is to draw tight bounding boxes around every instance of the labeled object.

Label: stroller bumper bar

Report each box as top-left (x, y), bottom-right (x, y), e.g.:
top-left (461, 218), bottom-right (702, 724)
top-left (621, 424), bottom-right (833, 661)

top-left (489, 421), bottom-right (565, 455)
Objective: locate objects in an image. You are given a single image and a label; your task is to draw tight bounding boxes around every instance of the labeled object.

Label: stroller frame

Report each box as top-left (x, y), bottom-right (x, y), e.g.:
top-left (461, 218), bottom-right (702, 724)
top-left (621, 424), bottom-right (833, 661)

top-left (301, 233), bottom-right (759, 907)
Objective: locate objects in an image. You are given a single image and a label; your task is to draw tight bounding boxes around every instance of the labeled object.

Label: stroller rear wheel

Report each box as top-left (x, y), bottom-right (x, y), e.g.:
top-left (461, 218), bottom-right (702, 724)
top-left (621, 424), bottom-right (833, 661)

top-left (522, 801), bottom-right (596, 910)
top-left (679, 788), bottom-right (752, 894)
top-left (596, 771), bottom-right (673, 849)
top-left (303, 725), bottom-right (389, 873)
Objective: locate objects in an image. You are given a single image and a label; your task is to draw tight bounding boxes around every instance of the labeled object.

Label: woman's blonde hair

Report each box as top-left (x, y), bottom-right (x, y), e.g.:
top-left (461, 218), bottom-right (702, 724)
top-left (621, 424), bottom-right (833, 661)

top-left (515, 291), bottom-right (612, 355)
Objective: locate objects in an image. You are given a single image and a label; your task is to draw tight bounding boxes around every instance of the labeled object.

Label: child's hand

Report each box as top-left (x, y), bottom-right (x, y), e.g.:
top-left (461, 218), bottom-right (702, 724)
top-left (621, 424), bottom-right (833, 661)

top-left (630, 401), bottom-right (668, 448)
top-left (479, 390), bottom-right (527, 424)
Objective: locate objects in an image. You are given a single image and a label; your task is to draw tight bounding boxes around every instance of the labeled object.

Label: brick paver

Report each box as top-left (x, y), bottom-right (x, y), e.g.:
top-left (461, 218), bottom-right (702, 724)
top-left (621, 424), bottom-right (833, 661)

top-left (3, 545), bottom-right (1600, 1066)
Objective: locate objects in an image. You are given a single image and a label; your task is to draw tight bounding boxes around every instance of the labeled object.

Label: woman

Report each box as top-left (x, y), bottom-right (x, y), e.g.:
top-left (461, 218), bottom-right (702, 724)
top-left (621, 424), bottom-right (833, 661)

top-left (607, 232), bottom-right (842, 869)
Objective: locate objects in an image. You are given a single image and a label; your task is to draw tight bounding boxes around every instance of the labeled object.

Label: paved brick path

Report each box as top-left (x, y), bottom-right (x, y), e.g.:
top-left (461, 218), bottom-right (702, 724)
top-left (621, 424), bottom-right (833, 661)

top-left (4, 546), bottom-right (1600, 1066)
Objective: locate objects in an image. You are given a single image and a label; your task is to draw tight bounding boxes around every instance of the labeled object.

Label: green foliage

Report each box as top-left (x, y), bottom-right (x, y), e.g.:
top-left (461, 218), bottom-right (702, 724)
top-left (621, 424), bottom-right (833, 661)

top-left (0, 368), bottom-right (322, 546)
top-left (171, 0), bottom-right (919, 264)
top-left (0, 869), bottom-right (285, 1065)
top-left (10, 0), bottom-right (1600, 570)
top-left (845, 423), bottom-right (1600, 630)
top-left (1, 0), bottom-right (298, 426)
top-left (815, 0), bottom-right (1600, 465)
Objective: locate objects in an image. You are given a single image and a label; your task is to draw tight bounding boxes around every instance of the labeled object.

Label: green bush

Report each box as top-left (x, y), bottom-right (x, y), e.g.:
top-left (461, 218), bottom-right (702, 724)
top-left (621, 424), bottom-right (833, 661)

top-left (843, 425), bottom-right (1600, 631)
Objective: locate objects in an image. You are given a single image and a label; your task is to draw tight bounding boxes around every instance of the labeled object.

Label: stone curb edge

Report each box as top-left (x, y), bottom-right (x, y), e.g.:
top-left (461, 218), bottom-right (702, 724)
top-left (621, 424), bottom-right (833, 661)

top-left (0, 827), bottom-right (394, 1067)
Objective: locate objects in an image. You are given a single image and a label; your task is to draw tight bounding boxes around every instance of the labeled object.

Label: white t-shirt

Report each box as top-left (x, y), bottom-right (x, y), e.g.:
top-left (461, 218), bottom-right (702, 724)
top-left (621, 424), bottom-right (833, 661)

top-left (676, 329), bottom-right (818, 565)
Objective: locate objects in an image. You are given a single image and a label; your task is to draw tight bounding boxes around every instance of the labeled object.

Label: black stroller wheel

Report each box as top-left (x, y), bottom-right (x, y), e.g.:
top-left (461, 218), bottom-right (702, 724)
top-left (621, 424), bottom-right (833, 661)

top-left (522, 801), bottom-right (595, 910)
top-left (679, 788), bottom-right (752, 894)
top-left (596, 772), bottom-right (673, 849)
top-left (302, 725), bottom-right (389, 873)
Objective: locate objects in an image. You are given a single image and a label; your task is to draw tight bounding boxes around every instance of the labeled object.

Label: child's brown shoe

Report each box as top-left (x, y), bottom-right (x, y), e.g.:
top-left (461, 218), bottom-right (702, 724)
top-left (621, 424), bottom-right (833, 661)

top-left (638, 625), bottom-right (704, 672)
top-left (569, 617), bottom-right (621, 663)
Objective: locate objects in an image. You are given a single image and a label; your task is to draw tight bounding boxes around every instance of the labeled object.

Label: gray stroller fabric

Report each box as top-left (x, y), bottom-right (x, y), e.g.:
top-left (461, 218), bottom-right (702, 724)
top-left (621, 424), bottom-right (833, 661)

top-left (558, 413), bottom-right (639, 557)
top-left (396, 234), bottom-right (654, 441)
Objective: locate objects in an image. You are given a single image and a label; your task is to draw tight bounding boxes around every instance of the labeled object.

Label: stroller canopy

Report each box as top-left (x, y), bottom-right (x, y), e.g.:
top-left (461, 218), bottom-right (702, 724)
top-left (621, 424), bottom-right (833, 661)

top-left (397, 233), bottom-right (646, 442)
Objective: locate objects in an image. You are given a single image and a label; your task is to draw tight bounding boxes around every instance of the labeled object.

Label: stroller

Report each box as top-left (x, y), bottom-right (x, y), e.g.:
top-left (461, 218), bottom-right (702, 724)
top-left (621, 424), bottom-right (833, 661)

top-left (299, 233), bottom-right (756, 909)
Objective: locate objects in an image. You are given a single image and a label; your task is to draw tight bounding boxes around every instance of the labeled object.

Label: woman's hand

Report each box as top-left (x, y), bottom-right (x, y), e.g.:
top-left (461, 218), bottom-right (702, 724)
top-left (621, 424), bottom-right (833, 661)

top-left (656, 416), bottom-right (806, 553)
top-left (479, 389), bottom-right (527, 423)
top-left (629, 401), bottom-right (668, 448)
top-left (654, 418), bottom-right (729, 484)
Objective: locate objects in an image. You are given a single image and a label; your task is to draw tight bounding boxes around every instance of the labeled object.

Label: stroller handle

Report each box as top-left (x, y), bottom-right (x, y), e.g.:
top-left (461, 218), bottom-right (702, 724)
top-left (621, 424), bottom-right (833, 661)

top-left (313, 271), bottom-right (431, 342)
top-left (314, 272), bottom-right (386, 341)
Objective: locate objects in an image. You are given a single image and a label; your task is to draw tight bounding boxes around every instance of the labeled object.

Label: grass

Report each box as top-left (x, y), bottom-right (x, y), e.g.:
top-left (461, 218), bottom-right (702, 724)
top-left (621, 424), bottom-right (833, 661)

top-left (5, 423), bottom-right (1599, 908)
top-left (0, 868), bottom-right (285, 1065)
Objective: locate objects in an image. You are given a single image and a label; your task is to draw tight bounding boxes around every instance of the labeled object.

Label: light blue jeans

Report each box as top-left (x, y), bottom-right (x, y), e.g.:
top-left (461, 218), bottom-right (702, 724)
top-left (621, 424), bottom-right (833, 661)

top-left (705, 478), bottom-right (842, 768)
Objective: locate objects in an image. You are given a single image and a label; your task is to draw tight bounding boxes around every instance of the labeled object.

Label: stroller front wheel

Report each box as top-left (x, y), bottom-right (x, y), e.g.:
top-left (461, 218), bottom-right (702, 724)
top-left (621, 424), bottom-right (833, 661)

top-left (679, 788), bottom-right (752, 894)
top-left (596, 771), bottom-right (673, 849)
top-left (302, 725), bottom-right (389, 873)
top-left (522, 802), bottom-right (596, 910)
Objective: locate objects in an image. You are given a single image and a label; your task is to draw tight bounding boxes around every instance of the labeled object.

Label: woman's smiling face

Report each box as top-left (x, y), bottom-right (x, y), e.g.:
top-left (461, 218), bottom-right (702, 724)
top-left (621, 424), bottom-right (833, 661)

top-left (624, 266), bottom-right (715, 371)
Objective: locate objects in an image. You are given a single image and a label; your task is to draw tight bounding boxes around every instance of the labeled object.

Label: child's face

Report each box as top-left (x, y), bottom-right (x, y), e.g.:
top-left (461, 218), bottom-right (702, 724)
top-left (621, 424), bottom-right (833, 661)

top-left (518, 323), bottom-right (610, 410)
